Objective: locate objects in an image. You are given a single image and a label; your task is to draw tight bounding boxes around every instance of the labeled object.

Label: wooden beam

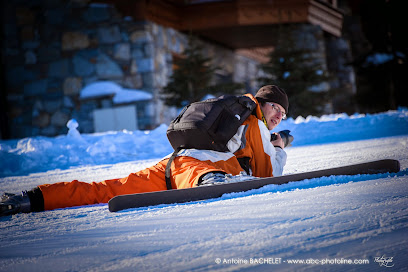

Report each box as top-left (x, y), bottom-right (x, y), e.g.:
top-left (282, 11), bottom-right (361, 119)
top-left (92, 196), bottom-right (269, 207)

top-left (180, 1), bottom-right (239, 30)
top-left (145, 0), bottom-right (183, 29)
top-left (308, 0), bottom-right (343, 37)
top-left (178, 0), bottom-right (313, 30)
top-left (176, 0), bottom-right (343, 37)
top-left (237, 0), bottom-right (309, 25)
top-left (97, 0), bottom-right (343, 46)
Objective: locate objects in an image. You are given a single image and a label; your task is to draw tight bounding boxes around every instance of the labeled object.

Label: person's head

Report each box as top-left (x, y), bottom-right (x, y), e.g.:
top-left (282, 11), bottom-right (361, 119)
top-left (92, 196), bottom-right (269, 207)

top-left (255, 85), bottom-right (289, 130)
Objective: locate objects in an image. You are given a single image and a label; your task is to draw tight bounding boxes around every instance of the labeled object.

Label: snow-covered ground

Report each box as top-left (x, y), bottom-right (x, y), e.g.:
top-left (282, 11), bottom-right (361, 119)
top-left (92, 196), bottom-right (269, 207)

top-left (1, 109), bottom-right (408, 272)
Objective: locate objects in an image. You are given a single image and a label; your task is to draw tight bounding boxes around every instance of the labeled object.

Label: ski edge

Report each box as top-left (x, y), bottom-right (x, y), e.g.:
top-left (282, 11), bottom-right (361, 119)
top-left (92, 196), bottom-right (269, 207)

top-left (108, 159), bottom-right (400, 212)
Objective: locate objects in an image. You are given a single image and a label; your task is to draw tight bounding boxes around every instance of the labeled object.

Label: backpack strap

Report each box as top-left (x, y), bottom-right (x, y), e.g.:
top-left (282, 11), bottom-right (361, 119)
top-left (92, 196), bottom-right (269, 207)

top-left (237, 157), bottom-right (251, 175)
top-left (164, 146), bottom-right (182, 190)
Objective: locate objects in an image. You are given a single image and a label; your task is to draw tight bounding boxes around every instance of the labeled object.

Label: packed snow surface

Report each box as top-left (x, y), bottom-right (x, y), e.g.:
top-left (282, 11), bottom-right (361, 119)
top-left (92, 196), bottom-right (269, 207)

top-left (1, 109), bottom-right (408, 272)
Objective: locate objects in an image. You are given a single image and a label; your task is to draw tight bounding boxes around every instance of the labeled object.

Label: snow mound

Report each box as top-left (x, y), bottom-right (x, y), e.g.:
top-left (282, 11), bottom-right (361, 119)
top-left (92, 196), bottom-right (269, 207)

top-left (79, 81), bottom-right (153, 104)
top-left (0, 108), bottom-right (407, 178)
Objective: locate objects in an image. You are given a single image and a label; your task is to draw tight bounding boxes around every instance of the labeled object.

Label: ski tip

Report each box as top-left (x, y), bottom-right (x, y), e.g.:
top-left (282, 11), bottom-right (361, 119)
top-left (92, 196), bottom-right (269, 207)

top-left (392, 159), bottom-right (400, 172)
top-left (108, 196), bottom-right (120, 212)
top-left (365, 159), bottom-right (400, 174)
top-left (378, 159), bottom-right (400, 172)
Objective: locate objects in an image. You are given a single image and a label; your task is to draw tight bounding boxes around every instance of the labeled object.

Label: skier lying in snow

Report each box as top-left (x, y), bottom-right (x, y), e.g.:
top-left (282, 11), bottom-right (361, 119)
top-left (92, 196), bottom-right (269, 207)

top-left (1, 85), bottom-right (289, 216)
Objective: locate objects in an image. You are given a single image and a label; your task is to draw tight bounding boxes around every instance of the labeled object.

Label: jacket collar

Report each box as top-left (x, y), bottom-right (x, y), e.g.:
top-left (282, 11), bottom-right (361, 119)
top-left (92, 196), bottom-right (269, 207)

top-left (244, 93), bottom-right (268, 127)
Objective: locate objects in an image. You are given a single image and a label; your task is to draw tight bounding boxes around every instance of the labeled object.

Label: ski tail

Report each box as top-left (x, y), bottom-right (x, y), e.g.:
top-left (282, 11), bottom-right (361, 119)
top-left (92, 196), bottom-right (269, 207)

top-left (108, 159), bottom-right (400, 212)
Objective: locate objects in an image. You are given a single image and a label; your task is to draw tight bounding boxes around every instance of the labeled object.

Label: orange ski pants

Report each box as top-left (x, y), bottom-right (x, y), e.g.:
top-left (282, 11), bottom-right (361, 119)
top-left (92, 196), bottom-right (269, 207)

top-left (39, 155), bottom-right (243, 210)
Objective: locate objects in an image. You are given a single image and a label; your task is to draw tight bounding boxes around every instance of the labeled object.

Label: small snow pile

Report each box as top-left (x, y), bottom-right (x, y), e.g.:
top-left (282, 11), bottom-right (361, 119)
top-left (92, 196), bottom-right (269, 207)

top-left (80, 81), bottom-right (153, 104)
top-left (0, 120), bottom-right (172, 178)
top-left (80, 81), bottom-right (121, 98)
top-left (67, 119), bottom-right (84, 141)
top-left (364, 53), bottom-right (394, 66)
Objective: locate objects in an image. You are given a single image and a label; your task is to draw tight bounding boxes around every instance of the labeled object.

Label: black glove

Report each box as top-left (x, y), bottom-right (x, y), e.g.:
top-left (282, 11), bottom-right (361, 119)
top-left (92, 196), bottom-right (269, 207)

top-left (271, 130), bottom-right (294, 147)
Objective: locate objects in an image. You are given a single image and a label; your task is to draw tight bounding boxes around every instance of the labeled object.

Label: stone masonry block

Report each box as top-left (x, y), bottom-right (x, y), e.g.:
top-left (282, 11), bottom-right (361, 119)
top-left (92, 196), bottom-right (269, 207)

top-left (98, 25), bottom-right (122, 44)
top-left (62, 32), bottom-right (90, 51)
top-left (63, 77), bottom-right (82, 95)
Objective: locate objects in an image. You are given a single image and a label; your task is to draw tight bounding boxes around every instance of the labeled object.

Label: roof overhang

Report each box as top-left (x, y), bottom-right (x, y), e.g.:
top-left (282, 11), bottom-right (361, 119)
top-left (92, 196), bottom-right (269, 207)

top-left (98, 0), bottom-right (343, 49)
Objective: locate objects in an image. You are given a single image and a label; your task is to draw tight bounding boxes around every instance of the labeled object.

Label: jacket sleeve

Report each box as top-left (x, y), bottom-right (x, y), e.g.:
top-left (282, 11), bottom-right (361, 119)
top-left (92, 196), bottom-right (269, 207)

top-left (272, 147), bottom-right (287, 176)
top-left (233, 115), bottom-right (287, 177)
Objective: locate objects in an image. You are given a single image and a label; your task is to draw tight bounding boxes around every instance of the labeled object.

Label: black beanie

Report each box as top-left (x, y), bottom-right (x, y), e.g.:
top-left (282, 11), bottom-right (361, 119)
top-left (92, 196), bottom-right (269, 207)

top-left (255, 85), bottom-right (289, 113)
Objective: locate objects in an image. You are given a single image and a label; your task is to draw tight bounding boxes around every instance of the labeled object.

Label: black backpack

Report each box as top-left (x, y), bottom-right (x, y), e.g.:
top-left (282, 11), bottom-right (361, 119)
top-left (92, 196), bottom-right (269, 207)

top-left (165, 95), bottom-right (257, 189)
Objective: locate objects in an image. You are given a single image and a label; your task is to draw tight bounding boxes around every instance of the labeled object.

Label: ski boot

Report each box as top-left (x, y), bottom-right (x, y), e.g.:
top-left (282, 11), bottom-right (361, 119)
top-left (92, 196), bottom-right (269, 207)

top-left (0, 192), bottom-right (31, 216)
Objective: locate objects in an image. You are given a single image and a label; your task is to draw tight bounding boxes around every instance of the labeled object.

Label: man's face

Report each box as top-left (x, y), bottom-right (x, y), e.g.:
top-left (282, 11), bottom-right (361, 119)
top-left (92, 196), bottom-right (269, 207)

top-left (260, 102), bottom-right (286, 130)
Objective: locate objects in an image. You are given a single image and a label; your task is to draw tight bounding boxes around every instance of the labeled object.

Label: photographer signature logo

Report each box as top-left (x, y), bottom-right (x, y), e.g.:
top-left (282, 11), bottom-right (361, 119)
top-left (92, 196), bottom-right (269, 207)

top-left (374, 255), bottom-right (394, 268)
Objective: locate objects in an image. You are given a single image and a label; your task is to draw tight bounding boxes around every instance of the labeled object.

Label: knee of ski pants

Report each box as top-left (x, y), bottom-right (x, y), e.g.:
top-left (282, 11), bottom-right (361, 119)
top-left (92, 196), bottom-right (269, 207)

top-left (170, 156), bottom-right (242, 189)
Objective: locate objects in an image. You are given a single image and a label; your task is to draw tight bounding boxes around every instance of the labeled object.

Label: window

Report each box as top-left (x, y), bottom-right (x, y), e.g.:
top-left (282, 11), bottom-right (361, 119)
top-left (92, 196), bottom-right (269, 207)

top-left (93, 105), bottom-right (138, 132)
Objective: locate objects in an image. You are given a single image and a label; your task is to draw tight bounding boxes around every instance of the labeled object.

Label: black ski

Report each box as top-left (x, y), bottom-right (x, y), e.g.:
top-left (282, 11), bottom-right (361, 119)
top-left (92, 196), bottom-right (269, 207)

top-left (108, 159), bottom-right (400, 212)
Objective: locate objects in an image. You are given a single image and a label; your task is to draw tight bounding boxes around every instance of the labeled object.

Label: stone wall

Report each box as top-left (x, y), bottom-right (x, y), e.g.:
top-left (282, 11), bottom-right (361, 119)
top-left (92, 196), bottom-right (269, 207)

top-left (2, 0), bottom-right (262, 139)
top-left (4, 0), bottom-right (159, 137)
